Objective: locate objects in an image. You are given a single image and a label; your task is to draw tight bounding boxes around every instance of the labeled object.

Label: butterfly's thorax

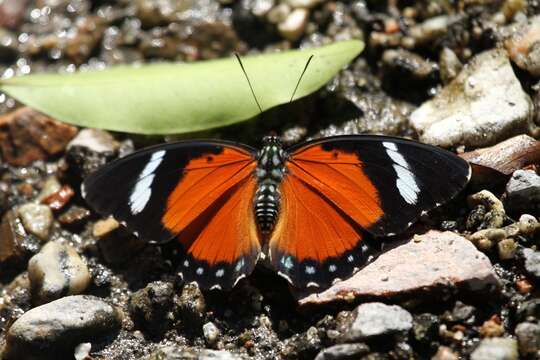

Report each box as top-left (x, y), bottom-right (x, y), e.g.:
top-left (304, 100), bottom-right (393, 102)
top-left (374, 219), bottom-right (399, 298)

top-left (254, 136), bottom-right (287, 234)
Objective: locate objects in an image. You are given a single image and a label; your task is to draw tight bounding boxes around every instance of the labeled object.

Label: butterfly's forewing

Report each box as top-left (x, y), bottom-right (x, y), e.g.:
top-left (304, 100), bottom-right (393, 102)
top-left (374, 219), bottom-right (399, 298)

top-left (269, 135), bottom-right (470, 288)
top-left (82, 140), bottom-right (261, 289)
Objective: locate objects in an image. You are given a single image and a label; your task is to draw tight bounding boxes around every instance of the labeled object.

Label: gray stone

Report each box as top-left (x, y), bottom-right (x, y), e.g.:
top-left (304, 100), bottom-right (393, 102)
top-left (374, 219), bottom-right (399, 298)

top-left (314, 343), bottom-right (370, 360)
top-left (17, 203), bottom-right (53, 241)
top-left (203, 321), bottom-right (220, 346)
top-left (145, 345), bottom-right (243, 360)
top-left (3, 295), bottom-right (122, 360)
top-left (345, 302), bottom-right (412, 341)
top-left (439, 47), bottom-right (462, 83)
top-left (470, 338), bottom-right (519, 360)
top-left (28, 241), bottom-right (91, 305)
top-left (411, 49), bottom-right (536, 148)
top-left (298, 231), bottom-right (500, 305)
top-left (523, 248), bottom-right (540, 279)
top-left (67, 128), bottom-right (118, 154)
top-left (129, 281), bottom-right (175, 337)
top-left (504, 169), bottom-right (540, 215)
top-left (515, 322), bottom-right (540, 357)
top-left (278, 8), bottom-right (309, 41)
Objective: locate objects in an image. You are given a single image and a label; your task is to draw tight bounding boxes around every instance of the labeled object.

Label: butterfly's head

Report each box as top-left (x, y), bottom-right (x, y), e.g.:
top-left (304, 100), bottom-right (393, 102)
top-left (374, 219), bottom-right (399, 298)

top-left (262, 135), bottom-right (281, 147)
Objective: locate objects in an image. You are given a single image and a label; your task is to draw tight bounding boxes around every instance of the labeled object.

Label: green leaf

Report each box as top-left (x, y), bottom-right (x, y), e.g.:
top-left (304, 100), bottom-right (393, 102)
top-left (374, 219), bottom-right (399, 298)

top-left (0, 40), bottom-right (363, 135)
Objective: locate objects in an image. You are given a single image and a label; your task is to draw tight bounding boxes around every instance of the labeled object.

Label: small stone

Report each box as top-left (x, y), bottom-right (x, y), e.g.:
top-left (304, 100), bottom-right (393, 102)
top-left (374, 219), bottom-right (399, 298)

top-left (515, 322), bottom-right (540, 357)
top-left (146, 346), bottom-right (242, 360)
top-left (58, 206), bottom-right (91, 226)
top-left (203, 322), bottom-right (221, 346)
top-left (314, 343), bottom-right (370, 360)
top-left (467, 190), bottom-right (506, 229)
top-left (177, 283), bottom-right (206, 329)
top-left (67, 128), bottom-right (119, 154)
top-left (278, 8), bottom-right (309, 41)
top-left (413, 313), bottom-right (439, 343)
top-left (0, 210), bottom-right (39, 278)
top-left (129, 281), bottom-right (174, 337)
top-left (498, 238), bottom-right (517, 260)
top-left (92, 217), bottom-right (120, 238)
top-left (479, 317), bottom-right (504, 338)
top-left (286, 0), bottom-right (322, 9)
top-left (3, 295), bottom-right (122, 360)
top-left (447, 301), bottom-right (476, 324)
top-left (17, 203), bottom-right (53, 241)
top-left (503, 16), bottom-right (540, 76)
top-left (523, 248), bottom-right (540, 280)
top-left (516, 299), bottom-right (540, 322)
top-left (0, 107), bottom-right (78, 166)
top-left (41, 185), bottom-right (75, 211)
top-left (516, 278), bottom-right (533, 294)
top-left (298, 231), bottom-right (500, 305)
top-left (504, 169), bottom-right (540, 215)
top-left (74, 342), bottom-right (91, 360)
top-left (518, 214), bottom-right (540, 236)
top-left (432, 346), bottom-right (458, 360)
top-left (267, 3), bottom-right (291, 24)
top-left (439, 47), bottom-right (463, 84)
top-left (411, 49), bottom-right (536, 148)
top-left (344, 302), bottom-right (412, 341)
top-left (28, 242), bottom-right (91, 305)
top-left (37, 177), bottom-right (62, 202)
top-left (470, 338), bottom-right (519, 360)
top-left (409, 15), bottom-right (458, 47)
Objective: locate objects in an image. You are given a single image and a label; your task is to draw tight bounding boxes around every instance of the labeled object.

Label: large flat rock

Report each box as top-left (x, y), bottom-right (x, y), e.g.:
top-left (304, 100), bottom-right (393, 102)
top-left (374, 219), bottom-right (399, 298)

top-left (298, 231), bottom-right (500, 306)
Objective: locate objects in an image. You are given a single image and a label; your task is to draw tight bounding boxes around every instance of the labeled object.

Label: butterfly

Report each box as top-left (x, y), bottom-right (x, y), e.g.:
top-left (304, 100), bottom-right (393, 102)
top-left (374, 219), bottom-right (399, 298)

top-left (82, 135), bottom-right (471, 290)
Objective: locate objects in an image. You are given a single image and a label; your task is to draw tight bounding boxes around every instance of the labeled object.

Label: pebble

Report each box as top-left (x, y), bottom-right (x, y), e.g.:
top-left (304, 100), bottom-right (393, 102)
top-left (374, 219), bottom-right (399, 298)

top-left (17, 203), bottom-right (53, 241)
top-left (0, 107), bottom-right (78, 166)
top-left (504, 169), bottom-right (540, 215)
top-left (515, 322), bottom-right (540, 357)
top-left (439, 47), bottom-right (462, 84)
top-left (92, 217), bottom-right (120, 238)
top-left (67, 128), bottom-right (119, 154)
top-left (203, 322), bottom-right (221, 346)
top-left (467, 190), bottom-right (506, 229)
top-left (412, 313), bottom-right (439, 343)
top-left (381, 48), bottom-right (438, 82)
top-left (298, 231), bottom-right (500, 305)
top-left (410, 49), bottom-right (535, 148)
top-left (408, 15), bottom-right (458, 47)
top-left (41, 185), bottom-right (75, 211)
top-left (58, 206), bottom-right (91, 227)
top-left (344, 302), bottom-right (412, 341)
top-left (3, 295), bottom-right (122, 360)
top-left (146, 346), bottom-right (243, 360)
top-left (460, 135), bottom-right (540, 176)
top-left (286, 0), bottom-right (322, 9)
top-left (470, 338), bottom-right (519, 360)
top-left (267, 3), bottom-right (291, 24)
top-left (523, 248), bottom-right (540, 280)
top-left (278, 8), bottom-right (309, 41)
top-left (37, 177), bottom-right (62, 202)
top-left (28, 242), bottom-right (91, 305)
top-left (0, 210), bottom-right (39, 277)
top-left (177, 283), bottom-right (206, 329)
top-left (497, 238), bottom-right (517, 260)
top-left (432, 346), bottom-right (459, 360)
top-left (74, 342), bottom-right (91, 360)
top-left (503, 16), bottom-right (540, 76)
top-left (314, 343), bottom-right (370, 360)
top-left (129, 281), bottom-right (175, 337)
top-left (479, 317), bottom-right (504, 338)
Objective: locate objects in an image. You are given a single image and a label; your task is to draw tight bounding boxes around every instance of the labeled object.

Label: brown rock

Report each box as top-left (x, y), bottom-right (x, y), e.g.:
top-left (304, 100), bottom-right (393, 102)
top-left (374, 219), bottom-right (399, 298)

top-left (297, 231), bottom-right (500, 306)
top-left (58, 206), bottom-right (91, 226)
top-left (0, 107), bottom-right (78, 166)
top-left (460, 135), bottom-right (540, 182)
top-left (504, 16), bottom-right (540, 76)
top-left (41, 185), bottom-right (75, 211)
top-left (0, 210), bottom-right (38, 279)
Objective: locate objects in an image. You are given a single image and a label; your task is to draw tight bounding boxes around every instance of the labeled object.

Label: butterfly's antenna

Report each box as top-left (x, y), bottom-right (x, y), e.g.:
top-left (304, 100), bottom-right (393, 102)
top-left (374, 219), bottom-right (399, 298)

top-left (290, 55), bottom-right (314, 103)
top-left (235, 53), bottom-right (263, 114)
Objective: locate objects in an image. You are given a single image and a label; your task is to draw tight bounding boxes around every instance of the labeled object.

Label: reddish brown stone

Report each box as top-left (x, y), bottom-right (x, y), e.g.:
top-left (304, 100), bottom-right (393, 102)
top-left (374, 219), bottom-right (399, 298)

top-left (297, 231), bottom-right (501, 306)
top-left (0, 107), bottom-right (78, 166)
top-left (41, 185), bottom-right (75, 211)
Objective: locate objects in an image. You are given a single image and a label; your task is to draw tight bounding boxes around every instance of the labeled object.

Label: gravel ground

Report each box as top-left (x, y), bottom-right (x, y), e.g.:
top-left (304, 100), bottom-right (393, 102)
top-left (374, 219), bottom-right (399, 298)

top-left (0, 1), bottom-right (539, 360)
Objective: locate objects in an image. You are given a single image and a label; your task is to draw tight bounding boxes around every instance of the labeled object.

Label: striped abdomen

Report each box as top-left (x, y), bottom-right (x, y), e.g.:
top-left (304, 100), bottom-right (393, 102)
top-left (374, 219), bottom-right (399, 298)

top-left (254, 181), bottom-right (281, 234)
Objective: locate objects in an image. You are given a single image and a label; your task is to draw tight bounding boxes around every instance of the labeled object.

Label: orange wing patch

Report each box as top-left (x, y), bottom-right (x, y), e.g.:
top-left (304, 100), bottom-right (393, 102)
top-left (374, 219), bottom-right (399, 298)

top-left (176, 176), bottom-right (260, 290)
top-left (269, 174), bottom-right (367, 288)
top-left (162, 148), bottom-right (256, 234)
top-left (289, 145), bottom-right (383, 229)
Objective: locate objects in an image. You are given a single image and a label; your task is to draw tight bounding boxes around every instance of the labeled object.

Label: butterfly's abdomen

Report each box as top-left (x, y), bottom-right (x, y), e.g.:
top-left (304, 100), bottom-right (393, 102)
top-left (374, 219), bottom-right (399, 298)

top-left (254, 136), bottom-right (287, 234)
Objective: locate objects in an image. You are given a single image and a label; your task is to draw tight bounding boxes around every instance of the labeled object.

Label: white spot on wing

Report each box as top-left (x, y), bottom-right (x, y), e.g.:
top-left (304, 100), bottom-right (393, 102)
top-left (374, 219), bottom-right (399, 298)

top-left (305, 265), bottom-right (316, 274)
top-left (196, 267), bottom-right (204, 275)
top-left (383, 142), bottom-right (420, 205)
top-left (129, 150), bottom-right (165, 214)
top-left (215, 269), bottom-right (225, 278)
top-left (328, 264), bottom-right (337, 273)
